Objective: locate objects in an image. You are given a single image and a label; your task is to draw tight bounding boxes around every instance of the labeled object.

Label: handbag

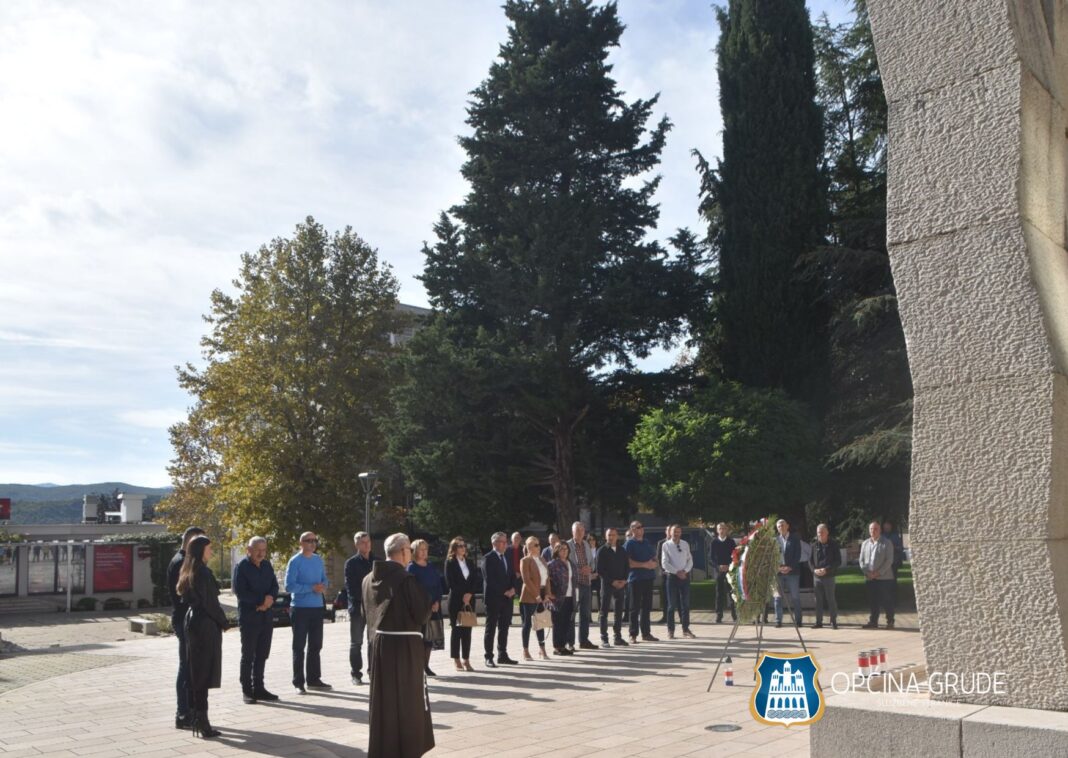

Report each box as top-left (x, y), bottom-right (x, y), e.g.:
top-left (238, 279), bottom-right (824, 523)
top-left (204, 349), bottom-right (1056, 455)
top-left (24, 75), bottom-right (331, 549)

top-left (423, 616), bottom-right (445, 650)
top-left (532, 602), bottom-right (553, 631)
top-left (457, 603), bottom-right (478, 628)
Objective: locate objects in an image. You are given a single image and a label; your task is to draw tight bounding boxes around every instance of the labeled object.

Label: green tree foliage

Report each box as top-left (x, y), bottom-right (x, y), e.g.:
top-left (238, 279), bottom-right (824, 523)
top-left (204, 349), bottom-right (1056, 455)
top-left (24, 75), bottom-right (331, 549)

top-left (165, 218), bottom-right (399, 551)
top-left (698, 0), bottom-right (828, 406)
top-left (628, 379), bottom-right (820, 523)
top-left (807, 1), bottom-right (911, 532)
top-left (391, 0), bottom-right (702, 532)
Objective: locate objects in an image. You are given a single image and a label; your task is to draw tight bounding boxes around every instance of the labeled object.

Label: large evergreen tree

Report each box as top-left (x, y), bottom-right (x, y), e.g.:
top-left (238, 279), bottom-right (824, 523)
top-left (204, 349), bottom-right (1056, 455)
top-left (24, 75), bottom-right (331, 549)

top-left (699, 0), bottom-right (828, 405)
top-left (807, 1), bottom-right (911, 534)
top-left (390, 0), bottom-right (701, 533)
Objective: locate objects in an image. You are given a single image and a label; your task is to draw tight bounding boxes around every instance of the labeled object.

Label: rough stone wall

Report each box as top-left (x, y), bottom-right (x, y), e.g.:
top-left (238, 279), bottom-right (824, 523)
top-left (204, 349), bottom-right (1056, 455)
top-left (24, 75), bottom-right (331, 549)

top-left (868, 0), bottom-right (1068, 709)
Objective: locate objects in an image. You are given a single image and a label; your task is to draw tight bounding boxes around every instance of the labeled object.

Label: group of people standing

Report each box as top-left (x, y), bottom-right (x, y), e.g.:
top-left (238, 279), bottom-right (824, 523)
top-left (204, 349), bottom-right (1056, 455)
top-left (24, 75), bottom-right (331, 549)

top-left (166, 516), bottom-right (904, 757)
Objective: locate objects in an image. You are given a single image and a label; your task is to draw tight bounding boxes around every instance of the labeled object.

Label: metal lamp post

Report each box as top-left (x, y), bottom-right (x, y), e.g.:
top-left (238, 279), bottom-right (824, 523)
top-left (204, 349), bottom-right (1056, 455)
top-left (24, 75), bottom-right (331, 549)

top-left (358, 471), bottom-right (378, 535)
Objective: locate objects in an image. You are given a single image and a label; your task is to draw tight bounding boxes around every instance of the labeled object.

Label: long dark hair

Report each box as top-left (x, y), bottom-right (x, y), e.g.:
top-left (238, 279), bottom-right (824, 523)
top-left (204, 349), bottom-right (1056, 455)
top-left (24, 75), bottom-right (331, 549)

top-left (176, 535), bottom-right (211, 597)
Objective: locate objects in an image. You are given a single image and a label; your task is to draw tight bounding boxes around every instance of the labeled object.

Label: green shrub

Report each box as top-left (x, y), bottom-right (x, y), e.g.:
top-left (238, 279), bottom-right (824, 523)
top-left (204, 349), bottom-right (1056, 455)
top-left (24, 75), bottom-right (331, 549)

top-left (148, 613), bottom-right (174, 635)
top-left (103, 597), bottom-right (128, 611)
top-left (74, 597), bottom-right (98, 611)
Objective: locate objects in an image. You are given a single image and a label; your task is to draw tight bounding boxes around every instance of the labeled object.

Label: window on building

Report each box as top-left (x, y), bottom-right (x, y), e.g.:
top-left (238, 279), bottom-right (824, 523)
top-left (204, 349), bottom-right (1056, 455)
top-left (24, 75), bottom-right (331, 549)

top-left (0, 545), bottom-right (16, 595)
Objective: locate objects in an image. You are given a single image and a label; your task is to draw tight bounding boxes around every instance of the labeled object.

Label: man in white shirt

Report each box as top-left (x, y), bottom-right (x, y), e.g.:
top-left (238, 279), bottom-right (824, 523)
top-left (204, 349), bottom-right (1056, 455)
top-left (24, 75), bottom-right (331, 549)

top-left (660, 525), bottom-right (695, 639)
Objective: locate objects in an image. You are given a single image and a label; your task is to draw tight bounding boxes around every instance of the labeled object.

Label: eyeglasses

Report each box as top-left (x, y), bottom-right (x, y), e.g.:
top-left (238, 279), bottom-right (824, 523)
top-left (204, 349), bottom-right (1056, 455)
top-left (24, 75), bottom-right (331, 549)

top-left (676, 543), bottom-right (683, 551)
top-left (456, 544), bottom-right (466, 549)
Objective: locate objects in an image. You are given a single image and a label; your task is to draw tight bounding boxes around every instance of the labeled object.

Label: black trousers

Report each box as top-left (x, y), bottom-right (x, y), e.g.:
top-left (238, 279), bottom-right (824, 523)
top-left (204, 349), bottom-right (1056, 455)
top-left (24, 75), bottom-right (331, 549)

top-left (190, 686), bottom-right (209, 712)
top-left (599, 585), bottom-right (626, 640)
top-left (552, 597), bottom-right (574, 650)
top-left (290, 607), bottom-right (324, 687)
top-left (349, 612), bottom-right (366, 677)
top-left (867, 579), bottom-right (895, 623)
top-left (483, 599), bottom-right (512, 658)
top-left (239, 612), bottom-right (273, 692)
top-left (629, 579), bottom-right (653, 638)
top-left (173, 611), bottom-right (191, 716)
top-left (450, 615), bottom-right (472, 659)
top-left (714, 573), bottom-right (736, 619)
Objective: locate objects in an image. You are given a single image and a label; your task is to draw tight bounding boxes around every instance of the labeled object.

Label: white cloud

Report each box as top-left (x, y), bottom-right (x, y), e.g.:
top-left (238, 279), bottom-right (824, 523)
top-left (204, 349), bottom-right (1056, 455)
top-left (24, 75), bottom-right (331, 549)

top-left (0, 0), bottom-right (856, 485)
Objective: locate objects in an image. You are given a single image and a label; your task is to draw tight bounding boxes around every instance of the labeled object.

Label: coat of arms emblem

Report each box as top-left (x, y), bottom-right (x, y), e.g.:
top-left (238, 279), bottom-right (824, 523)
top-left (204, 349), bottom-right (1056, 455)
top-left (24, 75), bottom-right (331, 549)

top-left (750, 652), bottom-right (825, 727)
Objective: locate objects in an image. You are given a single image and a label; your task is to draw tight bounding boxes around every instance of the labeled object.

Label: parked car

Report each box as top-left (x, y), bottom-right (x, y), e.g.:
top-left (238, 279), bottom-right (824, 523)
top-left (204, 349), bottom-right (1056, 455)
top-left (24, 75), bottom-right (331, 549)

top-left (268, 592), bottom-right (336, 627)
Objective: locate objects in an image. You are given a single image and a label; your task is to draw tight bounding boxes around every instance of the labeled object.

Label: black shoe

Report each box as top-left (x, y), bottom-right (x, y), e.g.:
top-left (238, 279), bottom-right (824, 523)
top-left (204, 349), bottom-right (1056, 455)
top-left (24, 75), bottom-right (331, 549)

top-left (484, 656), bottom-right (497, 668)
top-left (775, 620), bottom-right (783, 628)
top-left (424, 666), bottom-right (437, 677)
top-left (498, 654), bottom-right (519, 665)
top-left (253, 688), bottom-right (278, 701)
top-left (175, 713), bottom-right (194, 730)
top-left (862, 621), bottom-right (878, 629)
top-left (294, 685), bottom-right (307, 695)
top-left (715, 616), bottom-right (723, 624)
top-left (613, 637), bottom-right (629, 647)
top-left (192, 710), bottom-right (221, 739)
top-left (831, 620), bottom-right (838, 630)
top-left (886, 620), bottom-right (895, 629)
top-left (351, 673), bottom-right (364, 685)
top-left (601, 638), bottom-right (611, 647)
top-left (242, 691), bottom-right (257, 704)
top-left (812, 623), bottom-right (823, 629)
top-left (641, 635), bottom-right (659, 642)
top-left (579, 640), bottom-right (599, 650)
top-left (306, 680), bottom-right (332, 691)
top-left (557, 647), bottom-right (574, 656)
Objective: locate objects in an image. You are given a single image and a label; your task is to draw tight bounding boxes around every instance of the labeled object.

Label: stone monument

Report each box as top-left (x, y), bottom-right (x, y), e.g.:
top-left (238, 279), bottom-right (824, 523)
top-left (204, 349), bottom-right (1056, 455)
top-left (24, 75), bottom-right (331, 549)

top-left (813, 0), bottom-right (1068, 752)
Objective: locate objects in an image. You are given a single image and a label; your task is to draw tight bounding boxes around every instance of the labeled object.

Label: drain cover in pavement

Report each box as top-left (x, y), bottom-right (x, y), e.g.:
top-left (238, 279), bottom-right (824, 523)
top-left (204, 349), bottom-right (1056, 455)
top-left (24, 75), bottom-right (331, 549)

top-left (706, 724), bottom-right (742, 732)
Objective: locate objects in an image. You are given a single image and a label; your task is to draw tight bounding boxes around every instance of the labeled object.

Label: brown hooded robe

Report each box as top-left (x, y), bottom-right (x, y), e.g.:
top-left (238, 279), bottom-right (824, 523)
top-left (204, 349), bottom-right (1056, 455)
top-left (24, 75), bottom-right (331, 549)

top-left (362, 559), bottom-right (434, 758)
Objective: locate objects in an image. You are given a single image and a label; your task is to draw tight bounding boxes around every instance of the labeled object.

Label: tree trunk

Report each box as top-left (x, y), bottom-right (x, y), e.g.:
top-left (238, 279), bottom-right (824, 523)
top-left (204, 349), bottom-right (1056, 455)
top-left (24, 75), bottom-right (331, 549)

top-left (552, 422), bottom-right (578, 530)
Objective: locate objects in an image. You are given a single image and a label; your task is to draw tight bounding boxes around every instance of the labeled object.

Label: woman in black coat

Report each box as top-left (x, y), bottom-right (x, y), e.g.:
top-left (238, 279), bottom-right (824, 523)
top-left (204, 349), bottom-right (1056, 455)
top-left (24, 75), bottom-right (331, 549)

top-left (444, 537), bottom-right (479, 671)
top-left (177, 535), bottom-right (229, 738)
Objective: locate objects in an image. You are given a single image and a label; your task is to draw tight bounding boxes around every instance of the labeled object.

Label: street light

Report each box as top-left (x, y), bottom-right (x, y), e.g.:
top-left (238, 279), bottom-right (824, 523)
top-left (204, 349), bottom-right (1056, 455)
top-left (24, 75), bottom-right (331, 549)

top-left (358, 471), bottom-right (379, 535)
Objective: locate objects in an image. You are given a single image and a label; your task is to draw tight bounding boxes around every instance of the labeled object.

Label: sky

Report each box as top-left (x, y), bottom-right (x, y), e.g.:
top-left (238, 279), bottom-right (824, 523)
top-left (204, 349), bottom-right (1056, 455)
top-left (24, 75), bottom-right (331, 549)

top-left (0, 0), bottom-right (854, 487)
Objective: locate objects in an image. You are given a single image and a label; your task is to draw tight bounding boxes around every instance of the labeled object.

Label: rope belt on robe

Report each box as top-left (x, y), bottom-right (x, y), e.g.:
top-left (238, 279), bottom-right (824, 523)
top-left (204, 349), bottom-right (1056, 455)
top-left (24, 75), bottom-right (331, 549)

top-left (375, 630), bottom-right (430, 712)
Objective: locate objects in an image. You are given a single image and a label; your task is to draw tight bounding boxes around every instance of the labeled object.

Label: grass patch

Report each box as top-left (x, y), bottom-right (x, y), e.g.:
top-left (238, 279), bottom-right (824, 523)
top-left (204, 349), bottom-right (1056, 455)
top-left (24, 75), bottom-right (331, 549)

top-left (688, 565), bottom-right (915, 612)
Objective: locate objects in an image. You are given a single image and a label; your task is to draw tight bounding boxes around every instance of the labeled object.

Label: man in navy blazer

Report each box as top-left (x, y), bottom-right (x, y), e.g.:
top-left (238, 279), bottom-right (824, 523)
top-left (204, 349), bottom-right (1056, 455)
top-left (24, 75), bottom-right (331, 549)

top-left (482, 531), bottom-right (518, 667)
top-left (773, 518), bottom-right (802, 628)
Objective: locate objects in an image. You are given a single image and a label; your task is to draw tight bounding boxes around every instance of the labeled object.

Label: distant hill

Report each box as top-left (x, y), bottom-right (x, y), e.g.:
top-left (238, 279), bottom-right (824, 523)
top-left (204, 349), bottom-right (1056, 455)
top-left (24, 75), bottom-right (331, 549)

top-left (0, 482), bottom-right (172, 525)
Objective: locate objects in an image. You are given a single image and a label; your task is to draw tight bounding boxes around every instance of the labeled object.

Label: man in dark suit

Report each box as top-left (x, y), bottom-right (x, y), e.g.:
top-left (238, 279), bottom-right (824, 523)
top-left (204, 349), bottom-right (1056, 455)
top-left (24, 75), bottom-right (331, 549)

top-left (774, 518), bottom-right (802, 628)
top-left (482, 531), bottom-right (518, 667)
top-left (709, 522), bottom-right (737, 624)
top-left (344, 531), bottom-right (376, 685)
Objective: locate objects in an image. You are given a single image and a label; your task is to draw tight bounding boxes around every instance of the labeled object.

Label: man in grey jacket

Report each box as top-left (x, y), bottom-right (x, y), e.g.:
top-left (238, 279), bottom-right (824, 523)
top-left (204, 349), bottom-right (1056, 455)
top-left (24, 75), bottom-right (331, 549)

top-left (859, 521), bottom-right (895, 629)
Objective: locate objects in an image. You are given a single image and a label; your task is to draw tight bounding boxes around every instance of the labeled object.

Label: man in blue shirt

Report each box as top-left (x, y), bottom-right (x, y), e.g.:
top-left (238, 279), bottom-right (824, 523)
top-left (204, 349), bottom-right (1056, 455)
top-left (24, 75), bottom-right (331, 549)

top-left (233, 536), bottom-right (280, 703)
top-left (284, 531), bottom-right (330, 694)
top-left (624, 521), bottom-right (659, 644)
top-left (344, 531), bottom-right (375, 685)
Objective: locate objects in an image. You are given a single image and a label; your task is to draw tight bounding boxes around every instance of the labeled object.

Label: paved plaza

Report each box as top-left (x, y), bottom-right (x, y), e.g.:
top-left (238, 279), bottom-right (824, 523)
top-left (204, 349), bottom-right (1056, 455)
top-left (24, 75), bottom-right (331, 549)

top-left (0, 609), bottom-right (922, 757)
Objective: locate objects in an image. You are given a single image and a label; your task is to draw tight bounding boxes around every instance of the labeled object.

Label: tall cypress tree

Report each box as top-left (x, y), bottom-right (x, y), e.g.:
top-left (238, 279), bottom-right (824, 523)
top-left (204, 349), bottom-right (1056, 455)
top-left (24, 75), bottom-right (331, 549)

top-left (701, 0), bottom-right (827, 404)
top-left (392, 0), bottom-right (701, 532)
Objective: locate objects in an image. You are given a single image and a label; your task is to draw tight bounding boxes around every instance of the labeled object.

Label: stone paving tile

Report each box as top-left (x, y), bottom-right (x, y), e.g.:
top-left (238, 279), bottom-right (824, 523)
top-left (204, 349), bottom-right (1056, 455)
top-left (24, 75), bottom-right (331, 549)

top-left (0, 612), bottom-right (923, 757)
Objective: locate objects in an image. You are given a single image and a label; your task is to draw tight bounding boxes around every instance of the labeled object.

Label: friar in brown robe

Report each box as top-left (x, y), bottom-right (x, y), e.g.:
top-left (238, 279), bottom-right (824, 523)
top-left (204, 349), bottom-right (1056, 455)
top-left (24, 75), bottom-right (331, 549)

top-left (362, 533), bottom-right (434, 758)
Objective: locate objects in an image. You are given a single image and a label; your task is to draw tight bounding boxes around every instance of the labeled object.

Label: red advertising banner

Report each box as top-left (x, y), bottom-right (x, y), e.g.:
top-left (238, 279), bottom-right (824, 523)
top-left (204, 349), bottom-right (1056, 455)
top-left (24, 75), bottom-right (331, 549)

top-left (0, 498), bottom-right (10, 520)
top-left (93, 545), bottom-right (133, 592)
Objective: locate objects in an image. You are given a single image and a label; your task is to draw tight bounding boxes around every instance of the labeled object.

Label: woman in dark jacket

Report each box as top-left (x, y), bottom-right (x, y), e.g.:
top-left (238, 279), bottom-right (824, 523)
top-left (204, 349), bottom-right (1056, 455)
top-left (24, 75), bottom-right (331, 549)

top-left (407, 539), bottom-right (446, 677)
top-left (177, 535), bottom-right (229, 738)
top-left (547, 542), bottom-right (575, 656)
top-left (444, 537), bottom-right (479, 671)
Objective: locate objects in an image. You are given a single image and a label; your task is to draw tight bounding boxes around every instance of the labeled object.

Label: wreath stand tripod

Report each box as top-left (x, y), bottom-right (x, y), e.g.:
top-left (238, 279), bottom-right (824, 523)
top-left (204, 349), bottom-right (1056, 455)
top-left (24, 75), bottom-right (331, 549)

top-left (706, 583), bottom-right (808, 692)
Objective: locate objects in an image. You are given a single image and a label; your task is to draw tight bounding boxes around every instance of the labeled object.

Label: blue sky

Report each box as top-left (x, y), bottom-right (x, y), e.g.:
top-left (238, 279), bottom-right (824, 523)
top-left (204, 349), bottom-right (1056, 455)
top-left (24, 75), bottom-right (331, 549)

top-left (0, 0), bottom-right (854, 486)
